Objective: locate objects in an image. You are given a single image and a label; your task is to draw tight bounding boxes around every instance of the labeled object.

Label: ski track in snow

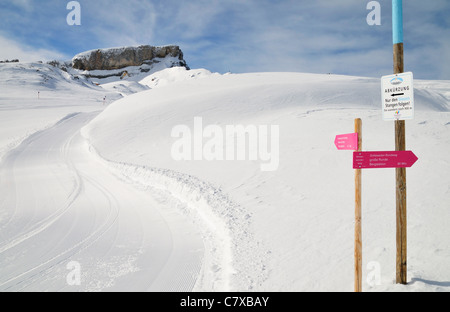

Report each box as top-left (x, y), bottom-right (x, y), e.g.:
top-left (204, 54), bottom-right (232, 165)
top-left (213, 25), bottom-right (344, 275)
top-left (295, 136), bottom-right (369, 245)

top-left (81, 136), bottom-right (269, 291)
top-left (0, 112), bottom-right (205, 292)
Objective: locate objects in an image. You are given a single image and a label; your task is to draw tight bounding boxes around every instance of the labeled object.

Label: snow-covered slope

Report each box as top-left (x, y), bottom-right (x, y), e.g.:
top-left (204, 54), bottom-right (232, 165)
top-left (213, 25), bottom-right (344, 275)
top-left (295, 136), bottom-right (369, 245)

top-left (82, 69), bottom-right (450, 292)
top-left (0, 60), bottom-right (192, 161)
top-left (0, 62), bottom-right (101, 95)
top-left (0, 62), bottom-right (121, 163)
top-left (0, 62), bottom-right (208, 292)
top-left (139, 67), bottom-right (216, 89)
top-left (1, 60), bottom-right (450, 292)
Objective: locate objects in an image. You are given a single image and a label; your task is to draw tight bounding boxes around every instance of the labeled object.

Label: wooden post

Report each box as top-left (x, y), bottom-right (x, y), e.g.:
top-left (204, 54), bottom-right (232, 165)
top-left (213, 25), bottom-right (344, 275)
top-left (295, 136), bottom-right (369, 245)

top-left (355, 118), bottom-right (362, 292)
top-left (393, 43), bottom-right (404, 74)
top-left (393, 0), bottom-right (407, 285)
top-left (395, 121), bottom-right (407, 284)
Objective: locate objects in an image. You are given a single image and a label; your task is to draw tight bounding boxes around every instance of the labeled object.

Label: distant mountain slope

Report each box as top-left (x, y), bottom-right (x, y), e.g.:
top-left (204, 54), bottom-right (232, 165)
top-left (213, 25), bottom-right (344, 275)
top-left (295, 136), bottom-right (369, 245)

top-left (0, 62), bottom-right (98, 93)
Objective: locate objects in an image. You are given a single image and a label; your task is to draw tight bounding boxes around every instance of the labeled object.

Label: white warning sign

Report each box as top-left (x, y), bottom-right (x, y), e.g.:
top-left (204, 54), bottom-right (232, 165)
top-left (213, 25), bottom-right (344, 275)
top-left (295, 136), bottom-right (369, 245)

top-left (381, 72), bottom-right (414, 121)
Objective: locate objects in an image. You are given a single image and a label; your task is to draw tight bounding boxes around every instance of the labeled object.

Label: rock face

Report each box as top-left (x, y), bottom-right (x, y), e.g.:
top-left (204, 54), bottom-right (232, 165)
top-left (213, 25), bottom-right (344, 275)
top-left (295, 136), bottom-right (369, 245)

top-left (72, 45), bottom-right (189, 71)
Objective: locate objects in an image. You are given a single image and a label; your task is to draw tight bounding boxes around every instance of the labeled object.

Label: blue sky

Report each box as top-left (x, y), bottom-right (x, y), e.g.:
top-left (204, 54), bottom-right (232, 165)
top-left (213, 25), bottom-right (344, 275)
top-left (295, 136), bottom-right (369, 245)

top-left (0, 0), bottom-right (449, 79)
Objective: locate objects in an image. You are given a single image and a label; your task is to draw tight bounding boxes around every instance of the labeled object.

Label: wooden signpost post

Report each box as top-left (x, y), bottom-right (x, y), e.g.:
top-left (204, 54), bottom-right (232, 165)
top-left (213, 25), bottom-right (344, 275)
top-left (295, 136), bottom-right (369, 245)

top-left (354, 119), bottom-right (362, 293)
top-left (334, 124), bottom-right (362, 292)
top-left (335, 122), bottom-right (363, 293)
top-left (392, 0), bottom-right (408, 285)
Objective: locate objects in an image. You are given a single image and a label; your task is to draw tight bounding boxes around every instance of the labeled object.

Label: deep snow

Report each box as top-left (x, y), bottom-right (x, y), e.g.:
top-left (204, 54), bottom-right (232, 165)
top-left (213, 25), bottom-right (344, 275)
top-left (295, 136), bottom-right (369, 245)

top-left (83, 68), bottom-right (450, 292)
top-left (1, 62), bottom-right (450, 292)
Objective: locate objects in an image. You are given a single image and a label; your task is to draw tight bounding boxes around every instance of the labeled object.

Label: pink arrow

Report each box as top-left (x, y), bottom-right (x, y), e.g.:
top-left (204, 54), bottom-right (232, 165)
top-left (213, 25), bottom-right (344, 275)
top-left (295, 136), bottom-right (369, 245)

top-left (335, 133), bottom-right (358, 150)
top-left (353, 151), bottom-right (418, 169)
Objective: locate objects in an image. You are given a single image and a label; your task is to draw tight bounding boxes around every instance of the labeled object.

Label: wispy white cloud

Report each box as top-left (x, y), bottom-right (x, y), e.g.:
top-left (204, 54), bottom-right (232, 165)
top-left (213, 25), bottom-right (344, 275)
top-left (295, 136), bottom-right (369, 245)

top-left (9, 0), bottom-right (33, 12)
top-left (82, 0), bottom-right (158, 47)
top-left (0, 34), bottom-right (67, 62)
top-left (0, 0), bottom-right (449, 79)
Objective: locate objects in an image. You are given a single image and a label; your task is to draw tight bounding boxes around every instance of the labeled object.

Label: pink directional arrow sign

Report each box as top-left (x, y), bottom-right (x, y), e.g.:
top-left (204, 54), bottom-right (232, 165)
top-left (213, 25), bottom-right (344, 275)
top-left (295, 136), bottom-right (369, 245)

top-left (335, 133), bottom-right (358, 150)
top-left (353, 151), bottom-right (418, 169)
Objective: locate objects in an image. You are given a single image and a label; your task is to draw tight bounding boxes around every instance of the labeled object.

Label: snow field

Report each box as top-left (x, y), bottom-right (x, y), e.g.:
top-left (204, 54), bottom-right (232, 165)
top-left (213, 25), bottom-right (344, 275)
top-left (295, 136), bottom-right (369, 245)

top-left (1, 61), bottom-right (450, 291)
top-left (83, 70), bottom-right (450, 291)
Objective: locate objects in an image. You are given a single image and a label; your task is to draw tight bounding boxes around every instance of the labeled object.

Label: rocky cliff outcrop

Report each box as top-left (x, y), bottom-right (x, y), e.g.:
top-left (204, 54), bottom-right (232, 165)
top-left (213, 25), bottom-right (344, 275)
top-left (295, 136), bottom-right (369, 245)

top-left (72, 45), bottom-right (189, 71)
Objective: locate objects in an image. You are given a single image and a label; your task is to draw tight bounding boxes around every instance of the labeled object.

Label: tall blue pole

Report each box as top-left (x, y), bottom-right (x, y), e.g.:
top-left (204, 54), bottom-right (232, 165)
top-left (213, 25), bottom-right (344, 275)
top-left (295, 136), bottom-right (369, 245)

top-left (392, 0), bottom-right (407, 285)
top-left (392, 0), bottom-right (404, 74)
top-left (392, 0), bottom-right (404, 45)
